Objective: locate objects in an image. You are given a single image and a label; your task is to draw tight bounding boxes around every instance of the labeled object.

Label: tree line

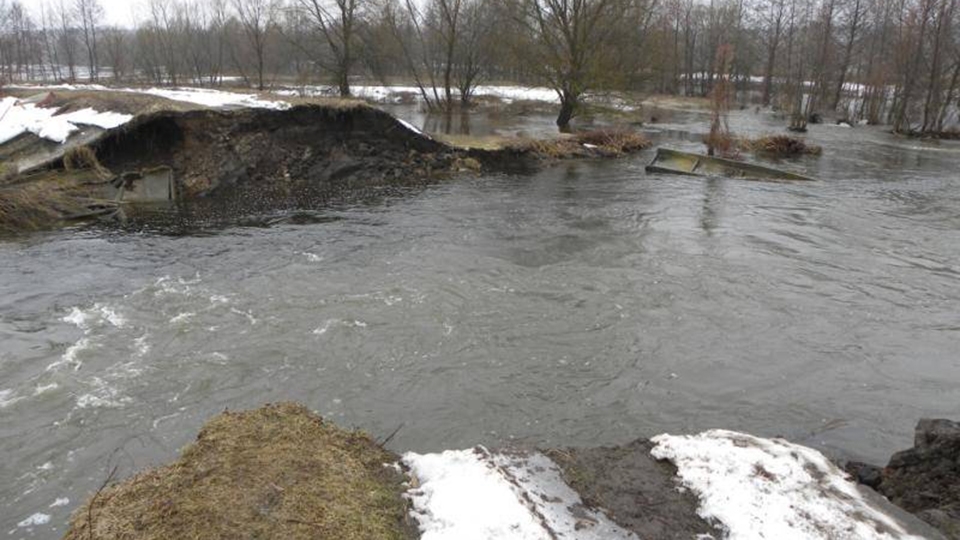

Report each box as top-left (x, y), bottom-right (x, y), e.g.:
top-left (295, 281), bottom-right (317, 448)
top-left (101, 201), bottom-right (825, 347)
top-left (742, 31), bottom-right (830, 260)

top-left (1, 0), bottom-right (957, 133)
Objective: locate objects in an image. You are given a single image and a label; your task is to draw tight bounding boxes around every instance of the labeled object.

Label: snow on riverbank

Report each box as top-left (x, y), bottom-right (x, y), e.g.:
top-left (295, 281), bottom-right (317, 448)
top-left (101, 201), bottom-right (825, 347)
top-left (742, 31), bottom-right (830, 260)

top-left (275, 83), bottom-right (560, 104)
top-left (0, 96), bottom-right (131, 145)
top-left (403, 447), bottom-right (636, 540)
top-left (8, 84), bottom-right (289, 111)
top-left (651, 430), bottom-right (927, 540)
top-left (1, 85), bottom-right (290, 145)
top-left (403, 433), bottom-right (934, 540)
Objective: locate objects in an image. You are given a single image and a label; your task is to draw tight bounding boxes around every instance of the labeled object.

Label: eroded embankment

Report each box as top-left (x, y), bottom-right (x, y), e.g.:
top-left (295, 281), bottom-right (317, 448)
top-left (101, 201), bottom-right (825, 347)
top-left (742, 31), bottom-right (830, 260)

top-left (87, 104), bottom-right (477, 198)
top-left (0, 104), bottom-right (487, 234)
top-left (1, 100), bottom-right (656, 234)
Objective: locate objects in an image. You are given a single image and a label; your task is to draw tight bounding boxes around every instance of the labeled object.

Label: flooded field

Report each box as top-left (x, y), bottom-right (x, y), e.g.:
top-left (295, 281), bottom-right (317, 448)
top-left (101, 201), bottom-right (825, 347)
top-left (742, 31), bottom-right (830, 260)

top-left (2, 105), bottom-right (959, 536)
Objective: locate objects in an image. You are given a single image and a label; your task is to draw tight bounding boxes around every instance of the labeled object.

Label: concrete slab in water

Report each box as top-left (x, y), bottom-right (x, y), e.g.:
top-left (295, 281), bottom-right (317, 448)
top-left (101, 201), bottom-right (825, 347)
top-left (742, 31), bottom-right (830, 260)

top-left (119, 167), bottom-right (176, 203)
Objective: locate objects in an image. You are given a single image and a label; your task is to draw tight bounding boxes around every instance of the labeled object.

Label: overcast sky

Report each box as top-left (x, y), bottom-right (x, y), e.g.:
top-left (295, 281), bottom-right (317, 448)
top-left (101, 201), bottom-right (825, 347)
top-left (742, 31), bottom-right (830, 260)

top-left (29, 0), bottom-right (147, 28)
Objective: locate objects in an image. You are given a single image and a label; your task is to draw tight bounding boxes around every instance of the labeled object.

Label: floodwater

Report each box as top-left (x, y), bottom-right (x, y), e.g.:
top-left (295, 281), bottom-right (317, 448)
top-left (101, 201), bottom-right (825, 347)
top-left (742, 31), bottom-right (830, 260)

top-left (2, 106), bottom-right (960, 537)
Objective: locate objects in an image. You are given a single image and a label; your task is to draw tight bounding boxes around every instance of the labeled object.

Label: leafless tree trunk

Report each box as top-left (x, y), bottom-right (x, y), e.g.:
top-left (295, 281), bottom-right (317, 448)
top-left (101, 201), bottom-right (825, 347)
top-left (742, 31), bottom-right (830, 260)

top-left (75, 0), bottom-right (102, 82)
top-left (233, 0), bottom-right (276, 90)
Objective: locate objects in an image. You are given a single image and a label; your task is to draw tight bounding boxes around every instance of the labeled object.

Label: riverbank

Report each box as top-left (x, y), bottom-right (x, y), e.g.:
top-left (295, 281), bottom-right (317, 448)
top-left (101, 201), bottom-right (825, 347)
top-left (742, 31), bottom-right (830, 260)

top-left (0, 86), bottom-right (650, 235)
top-left (56, 403), bottom-right (953, 539)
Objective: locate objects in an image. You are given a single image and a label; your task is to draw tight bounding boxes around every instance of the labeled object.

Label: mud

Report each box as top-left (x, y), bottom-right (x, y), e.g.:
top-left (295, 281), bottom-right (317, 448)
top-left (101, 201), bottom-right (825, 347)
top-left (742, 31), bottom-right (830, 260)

top-left (545, 439), bottom-right (723, 539)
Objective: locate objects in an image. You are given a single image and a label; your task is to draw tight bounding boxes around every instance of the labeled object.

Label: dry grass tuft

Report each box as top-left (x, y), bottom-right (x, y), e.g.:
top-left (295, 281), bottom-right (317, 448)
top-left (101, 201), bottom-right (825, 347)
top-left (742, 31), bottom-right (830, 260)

top-left (62, 145), bottom-right (112, 179)
top-left (740, 135), bottom-right (822, 157)
top-left (0, 180), bottom-right (90, 235)
top-left (574, 128), bottom-right (651, 155)
top-left (63, 403), bottom-right (413, 540)
top-left (507, 128), bottom-right (650, 159)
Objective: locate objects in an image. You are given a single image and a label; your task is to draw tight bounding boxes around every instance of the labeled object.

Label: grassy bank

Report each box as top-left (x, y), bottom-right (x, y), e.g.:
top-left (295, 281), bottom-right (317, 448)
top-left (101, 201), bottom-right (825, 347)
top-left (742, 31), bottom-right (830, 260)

top-left (64, 403), bottom-right (414, 540)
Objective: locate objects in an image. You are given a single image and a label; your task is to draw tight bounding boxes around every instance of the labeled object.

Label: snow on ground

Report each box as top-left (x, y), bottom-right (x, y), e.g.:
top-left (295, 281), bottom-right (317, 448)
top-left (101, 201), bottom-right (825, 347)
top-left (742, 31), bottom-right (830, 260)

top-left (651, 430), bottom-right (927, 540)
top-left (133, 87), bottom-right (289, 109)
top-left (403, 447), bottom-right (637, 540)
top-left (275, 83), bottom-right (560, 104)
top-left (0, 96), bottom-right (132, 145)
top-left (9, 83), bottom-right (289, 110)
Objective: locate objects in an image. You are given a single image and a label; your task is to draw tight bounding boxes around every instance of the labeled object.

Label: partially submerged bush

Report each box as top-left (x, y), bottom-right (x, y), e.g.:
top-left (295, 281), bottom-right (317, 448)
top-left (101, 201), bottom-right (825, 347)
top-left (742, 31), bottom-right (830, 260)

top-left (64, 403), bottom-right (413, 540)
top-left (574, 129), bottom-right (651, 154)
top-left (741, 135), bottom-right (823, 157)
top-left (509, 128), bottom-right (651, 159)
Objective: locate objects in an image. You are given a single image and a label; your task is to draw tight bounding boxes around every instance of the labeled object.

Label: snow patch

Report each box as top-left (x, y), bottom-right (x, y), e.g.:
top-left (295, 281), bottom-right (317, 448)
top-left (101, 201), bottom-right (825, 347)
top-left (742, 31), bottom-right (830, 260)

top-left (397, 117), bottom-right (424, 135)
top-left (0, 96), bottom-right (132, 145)
top-left (403, 447), bottom-right (637, 540)
top-left (651, 430), bottom-right (926, 540)
top-left (135, 87), bottom-right (289, 110)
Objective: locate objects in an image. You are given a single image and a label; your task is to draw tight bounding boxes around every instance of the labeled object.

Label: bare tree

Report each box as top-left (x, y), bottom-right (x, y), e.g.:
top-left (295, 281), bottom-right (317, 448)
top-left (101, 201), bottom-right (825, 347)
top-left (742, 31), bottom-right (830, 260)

top-left (298, 0), bottom-right (366, 96)
top-left (75, 0), bottom-right (103, 81)
top-left (511, 0), bottom-right (626, 129)
top-left (830, 0), bottom-right (864, 111)
top-left (233, 0), bottom-right (277, 90)
top-left (759, 0), bottom-right (788, 106)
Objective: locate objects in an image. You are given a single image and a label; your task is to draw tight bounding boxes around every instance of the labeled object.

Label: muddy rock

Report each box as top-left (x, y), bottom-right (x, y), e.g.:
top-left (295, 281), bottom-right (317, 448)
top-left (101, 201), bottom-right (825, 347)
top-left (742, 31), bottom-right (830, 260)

top-left (878, 419), bottom-right (960, 539)
top-left (545, 439), bottom-right (723, 539)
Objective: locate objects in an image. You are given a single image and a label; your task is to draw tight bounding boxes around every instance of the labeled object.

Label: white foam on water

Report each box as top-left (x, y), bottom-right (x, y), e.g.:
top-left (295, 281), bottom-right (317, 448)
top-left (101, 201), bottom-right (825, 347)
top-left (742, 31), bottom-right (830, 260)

top-left (49, 497), bottom-right (69, 507)
top-left (299, 252), bottom-right (323, 262)
top-left (75, 376), bottom-right (131, 409)
top-left (17, 513), bottom-right (50, 528)
top-left (48, 337), bottom-right (91, 372)
top-left (650, 430), bottom-right (927, 540)
top-left (313, 320), bottom-right (335, 335)
top-left (169, 312), bottom-right (195, 324)
top-left (34, 383), bottom-right (59, 395)
top-left (134, 334), bottom-right (151, 357)
top-left (0, 388), bottom-right (22, 408)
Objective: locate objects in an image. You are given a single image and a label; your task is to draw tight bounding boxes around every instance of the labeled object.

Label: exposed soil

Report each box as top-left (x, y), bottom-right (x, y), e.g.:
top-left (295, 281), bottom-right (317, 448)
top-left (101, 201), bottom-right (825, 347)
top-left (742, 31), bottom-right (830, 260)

top-left (545, 439), bottom-right (723, 539)
top-left (88, 104), bottom-right (461, 198)
top-left (63, 403), bottom-right (415, 540)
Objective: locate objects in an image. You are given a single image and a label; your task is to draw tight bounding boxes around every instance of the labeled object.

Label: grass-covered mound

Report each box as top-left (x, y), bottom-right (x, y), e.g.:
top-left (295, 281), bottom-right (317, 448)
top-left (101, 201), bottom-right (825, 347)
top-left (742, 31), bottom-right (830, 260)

top-left (740, 135), bottom-right (823, 157)
top-left (64, 403), bottom-right (414, 540)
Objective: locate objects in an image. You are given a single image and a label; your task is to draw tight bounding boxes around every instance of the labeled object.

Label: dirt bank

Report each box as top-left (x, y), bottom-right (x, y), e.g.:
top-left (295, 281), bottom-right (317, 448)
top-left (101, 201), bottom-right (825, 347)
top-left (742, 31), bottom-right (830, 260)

top-left (64, 403), bottom-right (414, 540)
top-left (545, 440), bottom-right (722, 538)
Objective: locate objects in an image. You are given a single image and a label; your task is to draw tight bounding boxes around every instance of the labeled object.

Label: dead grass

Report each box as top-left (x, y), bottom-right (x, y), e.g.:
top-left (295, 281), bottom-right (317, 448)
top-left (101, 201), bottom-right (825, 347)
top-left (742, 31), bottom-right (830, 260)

top-left (0, 178), bottom-right (92, 235)
top-left (574, 128), bottom-right (651, 154)
top-left (63, 145), bottom-right (111, 179)
top-left (740, 135), bottom-right (823, 157)
top-left (40, 89), bottom-right (199, 116)
top-left (63, 403), bottom-right (413, 540)
top-left (507, 128), bottom-right (651, 159)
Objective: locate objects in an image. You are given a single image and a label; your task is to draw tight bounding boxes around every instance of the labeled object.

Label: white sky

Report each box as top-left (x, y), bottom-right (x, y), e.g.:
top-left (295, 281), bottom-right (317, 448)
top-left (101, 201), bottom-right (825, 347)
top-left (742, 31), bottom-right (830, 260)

top-left (28, 0), bottom-right (148, 28)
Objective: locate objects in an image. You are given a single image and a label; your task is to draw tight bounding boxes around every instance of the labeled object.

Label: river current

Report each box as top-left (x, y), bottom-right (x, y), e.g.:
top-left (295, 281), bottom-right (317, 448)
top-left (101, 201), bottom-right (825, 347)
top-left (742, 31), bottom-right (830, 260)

top-left (2, 106), bottom-right (959, 536)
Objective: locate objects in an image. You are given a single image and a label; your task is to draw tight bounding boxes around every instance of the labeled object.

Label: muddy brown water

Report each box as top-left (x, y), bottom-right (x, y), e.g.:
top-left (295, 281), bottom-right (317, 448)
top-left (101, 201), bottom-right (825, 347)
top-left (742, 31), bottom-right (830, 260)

top-left (2, 107), bottom-right (960, 536)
